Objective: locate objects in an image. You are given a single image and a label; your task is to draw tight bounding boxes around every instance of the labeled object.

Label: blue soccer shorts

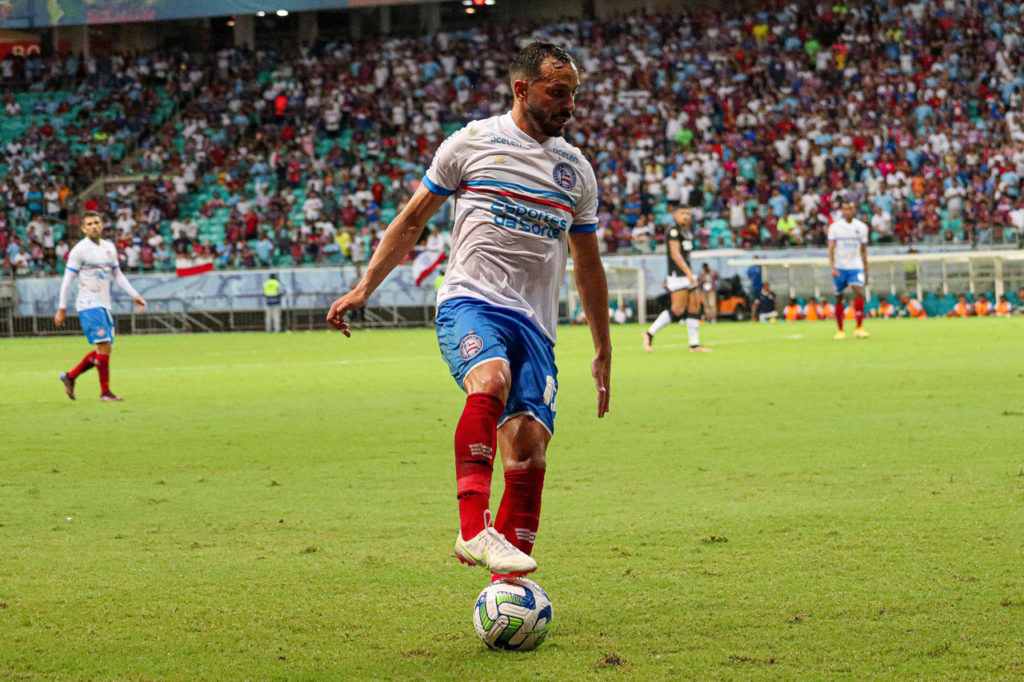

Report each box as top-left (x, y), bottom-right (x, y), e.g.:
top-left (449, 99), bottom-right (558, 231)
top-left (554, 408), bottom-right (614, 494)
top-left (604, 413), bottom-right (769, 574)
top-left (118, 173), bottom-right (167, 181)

top-left (436, 297), bottom-right (558, 435)
top-left (79, 307), bottom-right (115, 345)
top-left (833, 268), bottom-right (865, 295)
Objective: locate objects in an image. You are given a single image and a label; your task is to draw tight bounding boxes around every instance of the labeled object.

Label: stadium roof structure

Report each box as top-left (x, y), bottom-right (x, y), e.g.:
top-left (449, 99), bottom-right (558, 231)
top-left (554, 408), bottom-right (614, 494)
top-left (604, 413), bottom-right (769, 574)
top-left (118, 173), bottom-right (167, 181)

top-left (0, 0), bottom-right (446, 29)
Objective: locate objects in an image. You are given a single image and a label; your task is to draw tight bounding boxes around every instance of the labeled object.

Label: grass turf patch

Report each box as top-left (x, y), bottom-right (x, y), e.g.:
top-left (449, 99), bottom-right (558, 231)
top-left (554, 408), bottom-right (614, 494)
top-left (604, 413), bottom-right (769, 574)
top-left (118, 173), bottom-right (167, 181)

top-left (1, 318), bottom-right (1023, 679)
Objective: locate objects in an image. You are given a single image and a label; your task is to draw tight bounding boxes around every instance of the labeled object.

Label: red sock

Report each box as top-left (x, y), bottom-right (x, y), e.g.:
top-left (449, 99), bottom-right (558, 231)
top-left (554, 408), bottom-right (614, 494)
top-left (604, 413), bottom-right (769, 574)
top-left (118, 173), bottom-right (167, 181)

top-left (835, 301), bottom-right (844, 331)
top-left (494, 467), bottom-right (545, 556)
top-left (94, 353), bottom-right (110, 394)
top-left (68, 350), bottom-right (97, 379)
top-left (454, 393), bottom-right (504, 539)
top-left (854, 298), bottom-right (865, 328)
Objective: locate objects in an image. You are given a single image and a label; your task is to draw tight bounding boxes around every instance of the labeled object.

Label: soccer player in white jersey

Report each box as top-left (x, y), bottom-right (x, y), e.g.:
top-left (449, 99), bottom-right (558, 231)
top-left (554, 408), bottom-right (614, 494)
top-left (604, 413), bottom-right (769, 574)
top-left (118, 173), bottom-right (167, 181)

top-left (55, 212), bottom-right (147, 401)
top-left (828, 200), bottom-right (869, 339)
top-left (326, 43), bottom-right (611, 578)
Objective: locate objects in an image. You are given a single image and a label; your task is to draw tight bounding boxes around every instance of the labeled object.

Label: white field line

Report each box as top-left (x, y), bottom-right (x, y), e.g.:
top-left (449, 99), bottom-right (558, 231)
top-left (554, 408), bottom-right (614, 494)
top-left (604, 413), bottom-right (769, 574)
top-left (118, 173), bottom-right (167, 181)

top-left (12, 334), bottom-right (805, 376)
top-left (14, 354), bottom-right (437, 376)
top-left (637, 333), bottom-right (804, 351)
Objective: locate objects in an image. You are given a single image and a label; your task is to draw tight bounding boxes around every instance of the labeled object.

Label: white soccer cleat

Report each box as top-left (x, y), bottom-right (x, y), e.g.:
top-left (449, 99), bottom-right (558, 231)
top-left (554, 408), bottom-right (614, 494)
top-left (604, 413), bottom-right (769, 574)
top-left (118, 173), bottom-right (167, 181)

top-left (455, 527), bottom-right (538, 575)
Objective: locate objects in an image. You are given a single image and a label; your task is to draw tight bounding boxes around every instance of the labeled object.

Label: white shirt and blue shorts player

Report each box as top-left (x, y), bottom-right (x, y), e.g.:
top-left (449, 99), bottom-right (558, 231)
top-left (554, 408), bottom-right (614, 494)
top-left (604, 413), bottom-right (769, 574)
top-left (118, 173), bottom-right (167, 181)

top-left (828, 217), bottom-right (869, 295)
top-left (424, 114), bottom-right (599, 435)
top-left (60, 238), bottom-right (130, 346)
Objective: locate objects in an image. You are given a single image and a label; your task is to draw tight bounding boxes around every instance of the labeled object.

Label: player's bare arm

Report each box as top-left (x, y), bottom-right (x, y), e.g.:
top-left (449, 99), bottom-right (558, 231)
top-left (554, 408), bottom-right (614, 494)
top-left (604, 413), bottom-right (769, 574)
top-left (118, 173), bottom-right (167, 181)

top-left (829, 241), bottom-right (838, 278)
top-left (113, 268), bottom-right (146, 312)
top-left (326, 184), bottom-right (448, 335)
top-left (569, 231), bottom-right (611, 418)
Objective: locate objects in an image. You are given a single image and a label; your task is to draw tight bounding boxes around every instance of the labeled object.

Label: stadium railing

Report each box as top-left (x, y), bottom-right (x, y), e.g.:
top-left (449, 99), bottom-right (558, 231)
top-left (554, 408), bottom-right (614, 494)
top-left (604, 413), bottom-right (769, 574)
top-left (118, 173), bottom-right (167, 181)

top-left (727, 249), bottom-right (1024, 303)
top-left (2, 291), bottom-right (438, 338)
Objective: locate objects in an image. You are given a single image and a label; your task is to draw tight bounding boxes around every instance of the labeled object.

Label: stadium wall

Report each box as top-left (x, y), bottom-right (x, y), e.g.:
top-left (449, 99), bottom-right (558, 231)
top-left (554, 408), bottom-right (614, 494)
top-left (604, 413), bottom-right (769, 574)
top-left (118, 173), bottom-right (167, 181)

top-left (14, 246), bottom-right (986, 317)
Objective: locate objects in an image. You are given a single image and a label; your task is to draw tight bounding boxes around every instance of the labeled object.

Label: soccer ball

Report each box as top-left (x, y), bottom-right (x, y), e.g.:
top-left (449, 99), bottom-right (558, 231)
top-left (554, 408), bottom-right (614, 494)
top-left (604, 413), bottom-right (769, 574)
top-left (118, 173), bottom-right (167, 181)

top-left (473, 577), bottom-right (553, 651)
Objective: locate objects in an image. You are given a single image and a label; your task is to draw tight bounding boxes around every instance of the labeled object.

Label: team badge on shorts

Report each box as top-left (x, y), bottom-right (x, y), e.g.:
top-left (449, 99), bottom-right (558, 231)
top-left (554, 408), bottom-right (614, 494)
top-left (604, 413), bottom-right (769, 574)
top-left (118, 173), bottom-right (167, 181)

top-left (96, 328), bottom-right (106, 337)
top-left (552, 162), bottom-right (578, 191)
top-left (459, 333), bottom-right (484, 361)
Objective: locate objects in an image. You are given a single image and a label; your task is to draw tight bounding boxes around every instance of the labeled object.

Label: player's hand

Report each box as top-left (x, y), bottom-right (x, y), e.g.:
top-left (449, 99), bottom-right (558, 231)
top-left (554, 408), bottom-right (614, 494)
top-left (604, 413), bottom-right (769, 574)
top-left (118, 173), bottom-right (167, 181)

top-left (591, 350), bottom-right (611, 418)
top-left (326, 290), bottom-right (368, 337)
top-left (133, 296), bottom-right (147, 313)
top-left (831, 267), bottom-right (839, 278)
top-left (54, 308), bottom-right (66, 326)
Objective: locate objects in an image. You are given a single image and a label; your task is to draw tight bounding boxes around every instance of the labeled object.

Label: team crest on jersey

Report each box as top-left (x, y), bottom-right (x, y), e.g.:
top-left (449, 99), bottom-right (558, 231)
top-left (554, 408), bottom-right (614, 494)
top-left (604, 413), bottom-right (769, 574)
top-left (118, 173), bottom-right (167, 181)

top-left (459, 333), bottom-right (484, 361)
top-left (552, 162), bottom-right (578, 191)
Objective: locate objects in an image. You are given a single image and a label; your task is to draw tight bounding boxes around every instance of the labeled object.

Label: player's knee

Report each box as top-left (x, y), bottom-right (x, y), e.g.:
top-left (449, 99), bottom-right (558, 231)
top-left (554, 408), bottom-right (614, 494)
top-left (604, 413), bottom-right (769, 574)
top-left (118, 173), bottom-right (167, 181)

top-left (464, 363), bottom-right (511, 402)
top-left (504, 441), bottom-right (547, 471)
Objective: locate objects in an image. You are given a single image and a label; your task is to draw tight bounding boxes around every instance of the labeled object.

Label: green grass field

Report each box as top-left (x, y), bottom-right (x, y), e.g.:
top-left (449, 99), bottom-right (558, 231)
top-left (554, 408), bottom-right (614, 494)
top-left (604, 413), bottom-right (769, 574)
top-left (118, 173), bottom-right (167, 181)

top-left (2, 318), bottom-right (1023, 680)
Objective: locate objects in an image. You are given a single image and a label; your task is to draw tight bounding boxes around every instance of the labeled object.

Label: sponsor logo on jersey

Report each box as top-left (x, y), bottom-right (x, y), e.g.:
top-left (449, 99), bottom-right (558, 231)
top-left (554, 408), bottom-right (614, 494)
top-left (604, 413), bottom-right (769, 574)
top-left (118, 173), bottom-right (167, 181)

top-left (490, 200), bottom-right (567, 239)
top-left (459, 333), bottom-right (484, 361)
top-left (552, 162), bottom-right (578, 191)
top-left (489, 135), bottom-right (524, 148)
top-left (551, 148), bottom-right (580, 164)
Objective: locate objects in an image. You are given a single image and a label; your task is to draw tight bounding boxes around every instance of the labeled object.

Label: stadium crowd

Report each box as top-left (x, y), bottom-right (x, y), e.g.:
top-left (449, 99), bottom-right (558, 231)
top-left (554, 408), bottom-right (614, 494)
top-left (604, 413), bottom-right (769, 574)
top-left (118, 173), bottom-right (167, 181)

top-left (3, 0), bottom-right (1024, 278)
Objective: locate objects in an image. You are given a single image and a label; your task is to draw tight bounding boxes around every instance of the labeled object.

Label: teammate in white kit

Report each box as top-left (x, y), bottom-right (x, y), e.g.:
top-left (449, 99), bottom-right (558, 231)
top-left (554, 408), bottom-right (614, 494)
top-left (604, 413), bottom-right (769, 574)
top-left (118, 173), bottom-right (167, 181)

top-left (326, 43), bottom-right (611, 578)
top-left (828, 200), bottom-right (869, 339)
top-left (55, 212), bottom-right (147, 401)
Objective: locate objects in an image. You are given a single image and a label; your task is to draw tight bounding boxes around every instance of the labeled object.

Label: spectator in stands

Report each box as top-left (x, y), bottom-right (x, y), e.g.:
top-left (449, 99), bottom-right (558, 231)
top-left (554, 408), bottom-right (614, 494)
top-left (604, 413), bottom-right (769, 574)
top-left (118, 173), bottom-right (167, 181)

top-left (6, 0), bottom-right (1024, 279)
top-left (255, 231), bottom-right (275, 267)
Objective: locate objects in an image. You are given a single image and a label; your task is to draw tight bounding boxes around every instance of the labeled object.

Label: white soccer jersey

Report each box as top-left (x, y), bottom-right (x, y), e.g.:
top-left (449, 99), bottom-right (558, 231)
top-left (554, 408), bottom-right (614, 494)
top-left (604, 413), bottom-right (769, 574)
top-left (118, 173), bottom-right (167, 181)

top-left (64, 238), bottom-right (123, 311)
top-left (828, 218), bottom-right (868, 270)
top-left (424, 113), bottom-right (598, 342)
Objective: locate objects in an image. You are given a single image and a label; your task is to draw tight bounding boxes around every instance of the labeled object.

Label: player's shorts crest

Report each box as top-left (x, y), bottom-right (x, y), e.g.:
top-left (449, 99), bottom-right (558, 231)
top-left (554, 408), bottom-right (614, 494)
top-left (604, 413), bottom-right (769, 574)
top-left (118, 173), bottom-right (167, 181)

top-left (552, 163), bottom-right (578, 191)
top-left (459, 333), bottom-right (485, 360)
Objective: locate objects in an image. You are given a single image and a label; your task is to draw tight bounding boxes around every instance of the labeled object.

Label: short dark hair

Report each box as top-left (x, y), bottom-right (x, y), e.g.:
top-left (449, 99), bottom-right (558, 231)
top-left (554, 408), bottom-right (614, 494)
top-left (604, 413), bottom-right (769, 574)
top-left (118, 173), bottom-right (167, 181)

top-left (509, 42), bottom-right (575, 84)
top-left (82, 210), bottom-right (102, 222)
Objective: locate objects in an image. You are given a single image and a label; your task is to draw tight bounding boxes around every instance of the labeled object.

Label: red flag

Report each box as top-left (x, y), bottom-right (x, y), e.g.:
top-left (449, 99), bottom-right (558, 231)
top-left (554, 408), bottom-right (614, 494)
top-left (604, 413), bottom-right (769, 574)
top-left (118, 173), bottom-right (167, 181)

top-left (175, 256), bottom-right (214, 277)
top-left (412, 249), bottom-right (446, 286)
